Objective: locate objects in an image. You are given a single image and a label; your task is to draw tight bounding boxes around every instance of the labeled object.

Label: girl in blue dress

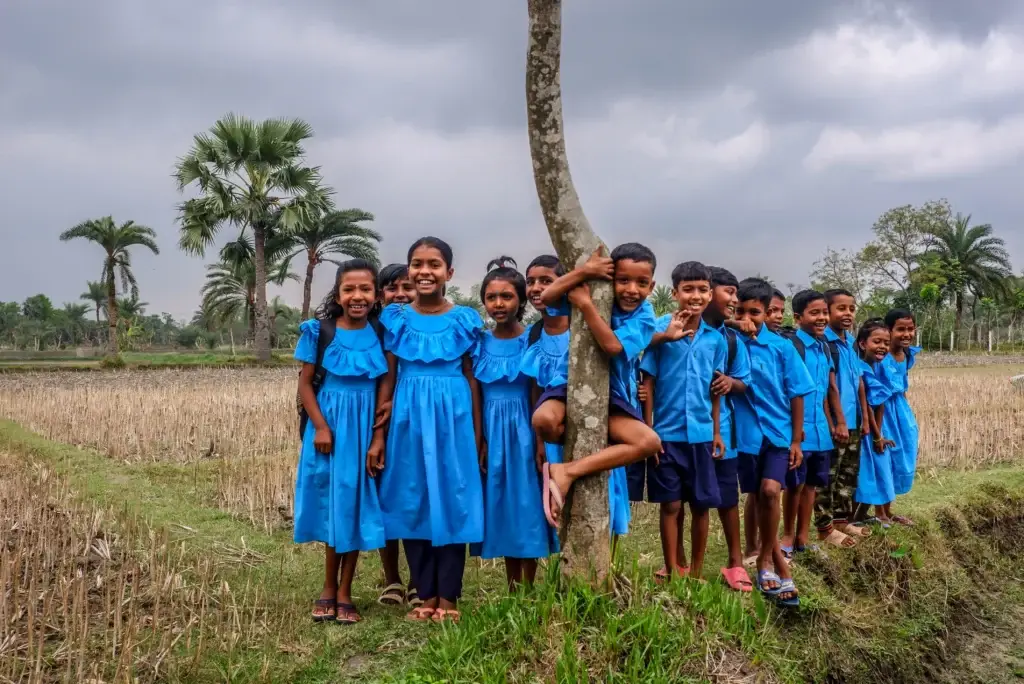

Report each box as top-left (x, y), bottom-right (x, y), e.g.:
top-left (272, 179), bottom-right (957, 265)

top-left (853, 319), bottom-right (898, 522)
top-left (295, 259), bottom-right (387, 625)
top-left (472, 257), bottom-right (551, 588)
top-left (370, 237), bottom-right (484, 624)
top-left (883, 308), bottom-right (921, 525)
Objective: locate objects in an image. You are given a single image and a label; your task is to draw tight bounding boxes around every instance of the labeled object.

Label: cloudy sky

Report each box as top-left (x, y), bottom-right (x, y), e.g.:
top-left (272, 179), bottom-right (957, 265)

top-left (3, 0), bottom-right (1023, 319)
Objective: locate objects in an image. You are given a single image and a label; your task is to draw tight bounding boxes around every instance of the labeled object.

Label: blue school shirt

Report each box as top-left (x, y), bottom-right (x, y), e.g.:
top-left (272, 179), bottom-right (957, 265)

top-left (743, 325), bottom-right (815, 450)
top-left (824, 327), bottom-right (860, 429)
top-left (640, 317), bottom-right (726, 444)
top-left (716, 324), bottom-right (752, 459)
top-left (795, 329), bottom-right (835, 452)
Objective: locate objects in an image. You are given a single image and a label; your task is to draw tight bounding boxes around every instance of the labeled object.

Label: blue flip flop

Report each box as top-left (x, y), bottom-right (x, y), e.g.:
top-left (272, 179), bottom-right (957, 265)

top-left (780, 544), bottom-right (794, 560)
top-left (776, 578), bottom-right (800, 607)
top-left (757, 569), bottom-right (783, 597)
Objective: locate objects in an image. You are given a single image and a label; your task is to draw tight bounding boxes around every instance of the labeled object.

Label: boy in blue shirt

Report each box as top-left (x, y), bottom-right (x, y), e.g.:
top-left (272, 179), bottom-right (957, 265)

top-left (733, 280), bottom-right (814, 606)
top-left (640, 262), bottom-right (727, 581)
top-left (780, 290), bottom-right (846, 557)
top-left (535, 244), bottom-right (662, 528)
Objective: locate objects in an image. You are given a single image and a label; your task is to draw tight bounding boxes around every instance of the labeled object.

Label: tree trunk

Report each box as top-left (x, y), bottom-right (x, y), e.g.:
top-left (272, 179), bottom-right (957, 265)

top-left (301, 251), bottom-right (316, 320)
top-left (954, 293), bottom-right (964, 348)
top-left (252, 224), bottom-right (271, 361)
top-left (105, 269), bottom-right (119, 358)
top-left (527, 0), bottom-right (613, 582)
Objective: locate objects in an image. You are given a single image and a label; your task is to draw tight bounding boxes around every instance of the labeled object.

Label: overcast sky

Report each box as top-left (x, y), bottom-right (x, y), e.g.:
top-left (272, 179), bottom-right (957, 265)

top-left (2, 0), bottom-right (1023, 320)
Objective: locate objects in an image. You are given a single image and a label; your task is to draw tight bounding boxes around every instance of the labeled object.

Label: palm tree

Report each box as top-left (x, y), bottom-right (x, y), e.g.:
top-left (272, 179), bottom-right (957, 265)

top-left (53, 303), bottom-right (90, 347)
top-left (80, 281), bottom-right (106, 323)
top-left (648, 284), bottom-right (676, 317)
top-left (925, 213), bottom-right (1013, 332)
top-left (447, 284), bottom-right (485, 316)
top-left (175, 113), bottom-right (333, 361)
top-left (59, 217), bottom-right (159, 357)
top-left (116, 296), bottom-right (148, 320)
top-left (289, 209), bottom-right (380, 318)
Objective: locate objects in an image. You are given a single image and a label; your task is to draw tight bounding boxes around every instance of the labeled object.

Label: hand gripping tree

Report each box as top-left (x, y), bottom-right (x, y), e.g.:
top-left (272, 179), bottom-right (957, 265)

top-left (526, 0), bottom-right (614, 581)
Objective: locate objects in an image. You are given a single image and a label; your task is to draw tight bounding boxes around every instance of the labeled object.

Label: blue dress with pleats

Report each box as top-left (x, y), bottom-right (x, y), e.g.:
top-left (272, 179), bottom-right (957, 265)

top-left (855, 359), bottom-right (897, 505)
top-left (293, 319), bottom-right (387, 553)
top-left (885, 347), bottom-right (921, 495)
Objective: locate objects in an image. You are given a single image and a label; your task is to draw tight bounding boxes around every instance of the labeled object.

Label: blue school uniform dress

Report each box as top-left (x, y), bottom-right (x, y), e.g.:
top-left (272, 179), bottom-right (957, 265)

top-left (882, 347), bottom-right (921, 495)
top-left (377, 304), bottom-right (484, 546)
top-left (471, 329), bottom-right (550, 560)
top-left (795, 329), bottom-right (835, 489)
top-left (855, 359), bottom-right (897, 505)
top-left (293, 319), bottom-right (387, 553)
top-left (639, 317), bottom-right (727, 509)
top-left (715, 325), bottom-right (752, 509)
top-left (736, 325), bottom-right (815, 492)
top-left (824, 328), bottom-right (860, 431)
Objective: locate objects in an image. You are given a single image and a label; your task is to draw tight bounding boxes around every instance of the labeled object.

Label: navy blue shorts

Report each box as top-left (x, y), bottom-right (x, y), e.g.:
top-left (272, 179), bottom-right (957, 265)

top-left (627, 459), bottom-right (647, 502)
top-left (803, 450), bottom-right (832, 488)
top-left (535, 384), bottom-right (567, 411)
top-left (713, 457), bottom-right (740, 509)
top-left (534, 385), bottom-right (643, 423)
top-left (647, 442), bottom-right (720, 509)
top-left (738, 440), bottom-right (793, 493)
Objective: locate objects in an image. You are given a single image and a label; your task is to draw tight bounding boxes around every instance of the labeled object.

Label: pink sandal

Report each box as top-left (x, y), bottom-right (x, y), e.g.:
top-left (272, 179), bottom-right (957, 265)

top-left (720, 566), bottom-right (753, 592)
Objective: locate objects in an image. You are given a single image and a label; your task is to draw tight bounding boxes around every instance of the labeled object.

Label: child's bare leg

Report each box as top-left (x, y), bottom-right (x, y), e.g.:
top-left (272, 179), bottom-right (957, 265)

top-left (532, 400), bottom-right (565, 444)
top-left (744, 494), bottom-right (759, 557)
top-left (675, 507), bottom-right (689, 569)
top-left (781, 487), bottom-right (799, 548)
top-left (504, 558), bottom-right (522, 592)
top-left (337, 550), bottom-right (359, 606)
top-left (659, 501), bottom-right (682, 576)
top-left (522, 559), bottom-right (538, 585)
top-left (757, 479), bottom-right (783, 571)
top-left (689, 505), bottom-right (710, 579)
top-left (796, 486), bottom-right (815, 548)
top-left (718, 506), bottom-right (744, 568)
top-left (547, 416), bottom-right (661, 508)
top-left (380, 540), bottom-right (403, 587)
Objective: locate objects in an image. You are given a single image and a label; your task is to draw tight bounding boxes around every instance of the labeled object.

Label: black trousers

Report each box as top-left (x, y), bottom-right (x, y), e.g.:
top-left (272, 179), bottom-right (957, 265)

top-left (403, 540), bottom-right (467, 602)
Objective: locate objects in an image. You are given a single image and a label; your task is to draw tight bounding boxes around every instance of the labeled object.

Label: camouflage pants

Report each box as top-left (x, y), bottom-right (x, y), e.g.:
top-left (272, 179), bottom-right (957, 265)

top-left (814, 429), bottom-right (861, 530)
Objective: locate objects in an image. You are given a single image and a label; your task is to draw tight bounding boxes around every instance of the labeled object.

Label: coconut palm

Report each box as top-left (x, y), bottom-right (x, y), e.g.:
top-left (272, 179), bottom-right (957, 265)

top-left (648, 284), bottom-right (676, 317)
top-left (925, 214), bottom-right (1013, 332)
top-left (59, 217), bottom-right (159, 357)
top-left (80, 281), bottom-right (107, 323)
top-left (175, 113), bottom-right (332, 361)
top-left (289, 209), bottom-right (380, 318)
top-left (116, 297), bottom-right (148, 320)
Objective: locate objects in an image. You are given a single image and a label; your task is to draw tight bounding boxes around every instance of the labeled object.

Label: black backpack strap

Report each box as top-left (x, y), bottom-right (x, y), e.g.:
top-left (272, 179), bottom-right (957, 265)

top-left (527, 321), bottom-right (544, 347)
top-left (825, 339), bottom-right (841, 372)
top-left (723, 327), bottom-right (737, 372)
top-left (299, 318), bottom-right (337, 438)
top-left (785, 332), bottom-right (806, 361)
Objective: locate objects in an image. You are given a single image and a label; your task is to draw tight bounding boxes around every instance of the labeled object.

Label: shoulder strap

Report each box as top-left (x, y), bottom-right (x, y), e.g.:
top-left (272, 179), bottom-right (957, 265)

top-left (825, 339), bottom-right (841, 371)
top-left (527, 321), bottom-right (544, 347)
top-left (723, 327), bottom-right (737, 371)
top-left (785, 331), bottom-right (806, 361)
top-left (314, 318), bottom-right (337, 381)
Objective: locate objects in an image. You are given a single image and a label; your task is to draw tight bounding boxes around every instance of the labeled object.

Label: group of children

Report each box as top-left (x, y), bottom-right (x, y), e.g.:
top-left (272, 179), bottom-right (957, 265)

top-left (293, 236), bottom-right (920, 623)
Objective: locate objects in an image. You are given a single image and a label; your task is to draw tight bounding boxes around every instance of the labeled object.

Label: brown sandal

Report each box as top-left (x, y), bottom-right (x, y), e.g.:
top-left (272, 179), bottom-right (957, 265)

top-left (311, 598), bottom-right (336, 623)
top-left (335, 602), bottom-right (362, 624)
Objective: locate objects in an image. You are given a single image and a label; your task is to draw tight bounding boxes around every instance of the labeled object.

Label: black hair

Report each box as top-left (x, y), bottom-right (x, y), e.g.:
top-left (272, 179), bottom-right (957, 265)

top-left (884, 308), bottom-right (916, 329)
top-left (407, 236), bottom-right (454, 269)
top-left (526, 254), bottom-right (565, 277)
top-left (737, 280), bottom-right (774, 310)
top-left (856, 318), bottom-right (889, 360)
top-left (610, 242), bottom-right (657, 273)
top-left (378, 263), bottom-right (408, 289)
top-left (670, 261), bottom-right (711, 288)
top-left (792, 289), bottom-right (826, 316)
top-left (315, 258), bottom-right (380, 321)
top-left (824, 288), bottom-right (855, 306)
top-left (481, 256), bottom-right (528, 321)
top-left (772, 289), bottom-right (786, 302)
top-left (708, 266), bottom-right (738, 289)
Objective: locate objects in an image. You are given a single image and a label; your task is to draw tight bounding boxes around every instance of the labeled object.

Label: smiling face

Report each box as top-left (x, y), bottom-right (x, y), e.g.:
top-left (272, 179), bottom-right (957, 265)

top-left (796, 296), bottom-right (829, 337)
top-left (736, 298), bottom-right (768, 332)
top-left (338, 269), bottom-right (377, 321)
top-left (828, 294), bottom-right (856, 333)
top-left (861, 327), bottom-right (891, 361)
top-left (382, 276), bottom-right (416, 305)
top-left (526, 265), bottom-right (559, 314)
top-left (674, 279), bottom-right (712, 318)
top-left (767, 296), bottom-right (786, 332)
top-left (614, 259), bottom-right (655, 313)
top-left (483, 278), bottom-right (520, 325)
top-left (408, 245), bottom-right (453, 298)
top-left (890, 317), bottom-right (917, 350)
top-left (708, 284), bottom-right (738, 323)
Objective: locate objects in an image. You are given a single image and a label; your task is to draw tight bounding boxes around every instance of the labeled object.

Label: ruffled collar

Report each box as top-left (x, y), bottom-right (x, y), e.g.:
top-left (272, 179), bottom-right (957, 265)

top-left (380, 303), bottom-right (483, 363)
top-left (472, 329), bottom-right (529, 384)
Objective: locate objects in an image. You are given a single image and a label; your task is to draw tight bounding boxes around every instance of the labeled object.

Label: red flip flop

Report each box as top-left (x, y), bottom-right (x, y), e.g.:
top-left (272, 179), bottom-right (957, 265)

top-left (720, 566), bottom-right (753, 592)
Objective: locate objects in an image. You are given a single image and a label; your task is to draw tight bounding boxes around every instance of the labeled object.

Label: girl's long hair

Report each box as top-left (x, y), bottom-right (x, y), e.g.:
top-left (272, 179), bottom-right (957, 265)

top-left (314, 259), bottom-right (380, 321)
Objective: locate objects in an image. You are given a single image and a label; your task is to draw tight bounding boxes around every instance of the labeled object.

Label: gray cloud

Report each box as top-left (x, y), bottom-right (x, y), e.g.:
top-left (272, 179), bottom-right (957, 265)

top-left (1, 1), bottom-right (1022, 318)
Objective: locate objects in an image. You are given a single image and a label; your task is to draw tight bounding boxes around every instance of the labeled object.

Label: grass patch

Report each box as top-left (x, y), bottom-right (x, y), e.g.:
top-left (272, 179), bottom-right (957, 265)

top-left (0, 351), bottom-right (294, 372)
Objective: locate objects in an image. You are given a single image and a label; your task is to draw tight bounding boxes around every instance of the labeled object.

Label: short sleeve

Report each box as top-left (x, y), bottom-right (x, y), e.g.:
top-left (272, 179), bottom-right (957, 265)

top-left (653, 314), bottom-right (672, 334)
top-left (727, 335), bottom-right (752, 386)
top-left (614, 301), bottom-right (656, 361)
top-left (861, 362), bottom-right (894, 407)
top-left (294, 319), bottom-right (320, 364)
top-left (782, 342), bottom-right (815, 400)
top-left (546, 296), bottom-right (571, 317)
top-left (907, 346), bottom-right (922, 371)
top-left (639, 344), bottom-right (660, 377)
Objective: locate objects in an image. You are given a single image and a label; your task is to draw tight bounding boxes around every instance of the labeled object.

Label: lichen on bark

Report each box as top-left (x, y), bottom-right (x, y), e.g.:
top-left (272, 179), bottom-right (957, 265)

top-left (526, 0), bottom-right (613, 581)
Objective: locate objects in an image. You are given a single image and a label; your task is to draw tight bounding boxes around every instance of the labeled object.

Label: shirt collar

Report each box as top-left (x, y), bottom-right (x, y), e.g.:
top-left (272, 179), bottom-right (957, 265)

top-left (795, 327), bottom-right (821, 347)
top-left (754, 323), bottom-right (774, 344)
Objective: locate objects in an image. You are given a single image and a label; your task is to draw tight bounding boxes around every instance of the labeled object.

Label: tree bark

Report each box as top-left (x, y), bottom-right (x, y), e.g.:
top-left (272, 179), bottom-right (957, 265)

top-left (105, 264), bottom-right (119, 358)
top-left (252, 224), bottom-right (272, 361)
top-left (526, 0), bottom-right (613, 582)
top-left (301, 251), bottom-right (316, 320)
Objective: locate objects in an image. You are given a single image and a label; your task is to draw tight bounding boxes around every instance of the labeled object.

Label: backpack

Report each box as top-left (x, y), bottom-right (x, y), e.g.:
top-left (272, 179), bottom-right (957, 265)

top-left (781, 329), bottom-right (840, 371)
top-left (297, 317), bottom-right (386, 438)
top-left (527, 320), bottom-right (544, 347)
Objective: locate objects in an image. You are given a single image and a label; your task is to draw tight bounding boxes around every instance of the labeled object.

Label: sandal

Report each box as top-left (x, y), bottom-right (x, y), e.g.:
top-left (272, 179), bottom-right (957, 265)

top-left (757, 569), bottom-right (783, 596)
top-left (720, 566), bottom-right (753, 592)
top-left (406, 606), bottom-right (436, 622)
top-left (335, 602), bottom-right (362, 624)
top-left (742, 554), bottom-right (758, 568)
top-left (431, 608), bottom-right (461, 623)
top-left (378, 583), bottom-right (406, 606)
top-left (542, 463), bottom-right (565, 528)
top-left (654, 565), bottom-right (689, 583)
top-left (311, 598), bottom-right (336, 623)
top-left (837, 522), bottom-right (872, 537)
top-left (892, 515), bottom-right (915, 527)
top-left (821, 529), bottom-right (857, 548)
top-left (780, 544), bottom-right (794, 560)
top-left (776, 578), bottom-right (800, 607)
top-left (407, 587), bottom-right (423, 608)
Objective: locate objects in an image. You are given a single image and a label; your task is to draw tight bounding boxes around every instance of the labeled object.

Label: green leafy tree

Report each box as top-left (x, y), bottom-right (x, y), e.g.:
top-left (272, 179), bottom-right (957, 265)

top-left (0, 302), bottom-right (22, 347)
top-left (648, 284), bottom-right (676, 317)
top-left (22, 294), bottom-right (55, 322)
top-left (59, 217), bottom-right (159, 358)
top-left (52, 303), bottom-right (90, 347)
top-left (447, 284), bottom-right (485, 316)
top-left (858, 199), bottom-right (950, 297)
top-left (289, 209), bottom-right (380, 319)
top-left (175, 113), bottom-right (332, 361)
top-left (924, 213), bottom-right (1012, 332)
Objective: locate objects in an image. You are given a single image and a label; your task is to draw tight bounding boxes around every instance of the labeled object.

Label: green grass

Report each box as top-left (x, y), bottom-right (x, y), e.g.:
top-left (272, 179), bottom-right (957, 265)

top-left (2, 418), bottom-right (1024, 682)
top-left (0, 350), bottom-right (294, 372)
